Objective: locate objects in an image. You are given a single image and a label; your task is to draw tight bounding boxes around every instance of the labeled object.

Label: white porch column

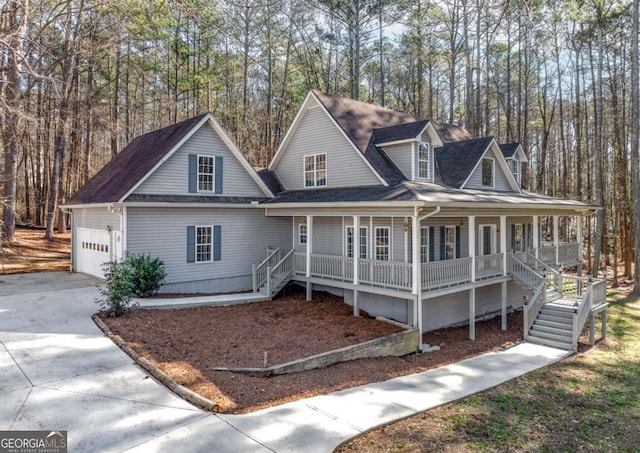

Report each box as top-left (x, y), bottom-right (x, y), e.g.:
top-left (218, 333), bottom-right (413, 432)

top-left (469, 288), bottom-right (476, 340)
top-left (411, 212), bottom-right (423, 336)
top-left (532, 215), bottom-right (539, 259)
top-left (577, 214), bottom-right (583, 276)
top-left (469, 216), bottom-right (476, 282)
top-left (353, 215), bottom-right (360, 317)
top-left (501, 281), bottom-right (507, 330)
top-left (305, 215), bottom-right (313, 300)
top-left (553, 215), bottom-right (560, 265)
top-left (500, 215), bottom-right (507, 276)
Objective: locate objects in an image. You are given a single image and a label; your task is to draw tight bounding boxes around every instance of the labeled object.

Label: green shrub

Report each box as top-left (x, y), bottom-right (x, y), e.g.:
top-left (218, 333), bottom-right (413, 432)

top-left (95, 253), bottom-right (166, 316)
top-left (127, 253), bottom-right (167, 297)
top-left (95, 260), bottom-right (137, 317)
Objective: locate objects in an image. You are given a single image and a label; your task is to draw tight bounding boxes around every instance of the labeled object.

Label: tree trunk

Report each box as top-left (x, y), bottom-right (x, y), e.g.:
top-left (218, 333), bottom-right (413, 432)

top-left (631, 0), bottom-right (640, 294)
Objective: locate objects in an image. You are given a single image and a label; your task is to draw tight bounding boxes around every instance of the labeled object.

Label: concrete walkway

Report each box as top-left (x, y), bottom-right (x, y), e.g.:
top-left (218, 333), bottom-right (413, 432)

top-left (0, 272), bottom-right (571, 452)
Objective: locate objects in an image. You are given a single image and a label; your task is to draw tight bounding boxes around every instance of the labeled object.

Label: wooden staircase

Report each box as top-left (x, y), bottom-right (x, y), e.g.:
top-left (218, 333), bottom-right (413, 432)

top-left (252, 248), bottom-right (295, 300)
top-left (511, 253), bottom-right (608, 352)
top-left (527, 290), bottom-right (575, 350)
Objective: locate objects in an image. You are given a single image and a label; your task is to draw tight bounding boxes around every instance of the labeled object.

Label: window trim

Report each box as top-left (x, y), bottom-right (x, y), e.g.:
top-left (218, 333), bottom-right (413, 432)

top-left (481, 157), bottom-right (495, 187)
top-left (508, 158), bottom-right (521, 185)
top-left (374, 226), bottom-right (391, 261)
top-left (197, 154), bottom-right (215, 193)
top-left (345, 226), bottom-right (368, 259)
top-left (299, 223), bottom-right (308, 245)
top-left (417, 142), bottom-right (433, 181)
top-left (514, 223), bottom-right (524, 252)
top-left (303, 153), bottom-right (327, 188)
top-left (195, 225), bottom-right (213, 263)
top-left (478, 224), bottom-right (497, 255)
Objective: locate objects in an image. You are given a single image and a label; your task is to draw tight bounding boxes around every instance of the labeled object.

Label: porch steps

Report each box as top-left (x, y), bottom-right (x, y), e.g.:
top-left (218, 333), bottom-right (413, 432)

top-left (258, 273), bottom-right (292, 299)
top-left (527, 301), bottom-right (575, 350)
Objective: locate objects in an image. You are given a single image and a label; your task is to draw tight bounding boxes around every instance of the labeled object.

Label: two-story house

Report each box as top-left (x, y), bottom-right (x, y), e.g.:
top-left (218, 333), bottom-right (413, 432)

top-left (66, 90), bottom-right (607, 351)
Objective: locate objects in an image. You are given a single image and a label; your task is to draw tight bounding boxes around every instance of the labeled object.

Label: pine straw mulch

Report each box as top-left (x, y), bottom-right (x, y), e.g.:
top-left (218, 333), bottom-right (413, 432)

top-left (102, 286), bottom-right (523, 414)
top-left (0, 227), bottom-right (70, 274)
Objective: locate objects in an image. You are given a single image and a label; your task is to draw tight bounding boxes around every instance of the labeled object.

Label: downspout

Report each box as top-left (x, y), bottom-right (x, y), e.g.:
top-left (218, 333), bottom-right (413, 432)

top-left (60, 206), bottom-right (73, 271)
top-left (419, 205), bottom-right (441, 222)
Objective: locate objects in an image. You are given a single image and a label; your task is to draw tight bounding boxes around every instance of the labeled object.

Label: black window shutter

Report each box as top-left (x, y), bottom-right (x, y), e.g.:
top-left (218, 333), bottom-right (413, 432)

top-left (215, 156), bottom-right (223, 193)
top-left (188, 154), bottom-right (197, 193)
top-left (213, 225), bottom-right (222, 261)
top-left (511, 224), bottom-right (516, 251)
top-left (429, 226), bottom-right (435, 262)
top-left (439, 226), bottom-right (445, 261)
top-left (187, 226), bottom-right (196, 262)
top-left (455, 226), bottom-right (461, 258)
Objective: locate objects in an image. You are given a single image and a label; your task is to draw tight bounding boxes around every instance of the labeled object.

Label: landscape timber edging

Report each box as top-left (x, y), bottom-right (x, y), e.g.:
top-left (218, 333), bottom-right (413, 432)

top-left (214, 328), bottom-right (421, 377)
top-left (92, 313), bottom-right (218, 412)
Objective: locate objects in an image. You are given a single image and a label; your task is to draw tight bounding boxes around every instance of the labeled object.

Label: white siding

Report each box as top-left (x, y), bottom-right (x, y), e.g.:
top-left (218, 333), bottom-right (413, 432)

top-left (465, 147), bottom-right (512, 191)
top-left (273, 106), bottom-right (382, 190)
top-left (73, 207), bottom-right (121, 231)
top-left (422, 281), bottom-right (525, 332)
top-left (382, 143), bottom-right (413, 180)
top-left (126, 207), bottom-right (290, 287)
top-left (134, 123), bottom-right (265, 197)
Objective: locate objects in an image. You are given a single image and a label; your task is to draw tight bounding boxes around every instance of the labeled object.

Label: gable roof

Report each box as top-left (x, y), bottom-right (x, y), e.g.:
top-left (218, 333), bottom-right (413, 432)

top-left (435, 137), bottom-right (494, 189)
top-left (499, 142), bottom-right (520, 158)
top-left (373, 120), bottom-right (430, 145)
top-left (68, 113), bottom-right (273, 205)
top-left (311, 91), bottom-right (471, 185)
top-left (68, 114), bottom-right (209, 204)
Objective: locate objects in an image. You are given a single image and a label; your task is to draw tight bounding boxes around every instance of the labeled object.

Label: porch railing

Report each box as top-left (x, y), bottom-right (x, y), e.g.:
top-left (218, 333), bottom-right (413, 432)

top-left (475, 253), bottom-right (504, 281)
top-left (510, 254), bottom-right (545, 290)
top-left (266, 249), bottom-right (295, 299)
top-left (537, 246), bottom-right (556, 264)
top-left (422, 257), bottom-right (472, 290)
top-left (537, 242), bottom-right (580, 265)
top-left (252, 247), bottom-right (282, 292)
top-left (524, 278), bottom-right (547, 338)
top-left (359, 258), bottom-right (412, 290)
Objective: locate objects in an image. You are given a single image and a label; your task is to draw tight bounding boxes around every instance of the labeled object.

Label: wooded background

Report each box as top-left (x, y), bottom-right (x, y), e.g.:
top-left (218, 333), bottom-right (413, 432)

top-left (1, 0), bottom-right (639, 289)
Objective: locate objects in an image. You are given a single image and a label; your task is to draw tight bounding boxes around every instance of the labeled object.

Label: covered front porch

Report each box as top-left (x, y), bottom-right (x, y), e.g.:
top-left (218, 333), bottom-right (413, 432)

top-left (257, 206), bottom-right (588, 341)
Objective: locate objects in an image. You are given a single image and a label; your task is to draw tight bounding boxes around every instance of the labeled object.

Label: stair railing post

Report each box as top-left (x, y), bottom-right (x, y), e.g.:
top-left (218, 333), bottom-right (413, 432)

top-left (266, 267), bottom-right (273, 301)
top-left (252, 264), bottom-right (257, 293)
top-left (523, 295), bottom-right (529, 340)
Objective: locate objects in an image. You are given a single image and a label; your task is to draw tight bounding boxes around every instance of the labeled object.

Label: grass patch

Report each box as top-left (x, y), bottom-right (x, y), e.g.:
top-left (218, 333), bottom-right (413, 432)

top-left (338, 290), bottom-right (640, 452)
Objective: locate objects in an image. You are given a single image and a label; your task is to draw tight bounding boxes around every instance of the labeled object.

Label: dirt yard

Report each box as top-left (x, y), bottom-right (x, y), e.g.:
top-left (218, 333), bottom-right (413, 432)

top-left (102, 286), bottom-right (523, 414)
top-left (0, 227), bottom-right (70, 274)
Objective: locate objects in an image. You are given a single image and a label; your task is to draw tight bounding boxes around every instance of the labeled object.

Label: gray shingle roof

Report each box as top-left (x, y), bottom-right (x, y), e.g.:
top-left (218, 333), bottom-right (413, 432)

top-left (68, 114), bottom-right (209, 204)
top-left (373, 120), bottom-right (430, 144)
top-left (262, 184), bottom-right (416, 204)
top-left (256, 168), bottom-right (284, 195)
top-left (313, 91), bottom-right (471, 185)
top-left (435, 137), bottom-right (494, 188)
top-left (125, 194), bottom-right (263, 204)
top-left (500, 142), bottom-right (520, 158)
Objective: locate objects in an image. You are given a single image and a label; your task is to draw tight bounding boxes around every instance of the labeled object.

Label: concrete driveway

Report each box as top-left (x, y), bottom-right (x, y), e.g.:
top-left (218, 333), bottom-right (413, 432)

top-left (0, 272), bottom-right (569, 452)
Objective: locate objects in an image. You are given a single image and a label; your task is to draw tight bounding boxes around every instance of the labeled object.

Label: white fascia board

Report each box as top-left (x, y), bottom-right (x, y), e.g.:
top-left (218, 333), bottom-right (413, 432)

top-left (270, 91), bottom-right (388, 187)
top-left (268, 91), bottom-right (315, 171)
top-left (122, 202), bottom-right (259, 209)
top-left (460, 141), bottom-right (491, 189)
top-left (376, 138), bottom-right (415, 147)
top-left (422, 121), bottom-right (443, 147)
top-left (205, 115), bottom-right (275, 198)
top-left (490, 141), bottom-right (522, 193)
top-left (420, 201), bottom-right (598, 213)
top-left (262, 201), bottom-right (423, 209)
top-left (515, 145), bottom-right (529, 163)
top-left (62, 203), bottom-right (117, 209)
top-left (118, 114), bottom-right (211, 202)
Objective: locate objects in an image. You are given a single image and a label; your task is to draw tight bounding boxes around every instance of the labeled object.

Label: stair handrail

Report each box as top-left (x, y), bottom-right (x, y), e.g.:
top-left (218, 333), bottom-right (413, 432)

top-left (510, 254), bottom-right (545, 289)
top-left (252, 247), bottom-right (281, 292)
top-left (523, 278), bottom-right (547, 339)
top-left (266, 249), bottom-right (295, 300)
top-left (524, 253), bottom-right (562, 295)
top-left (572, 281), bottom-right (594, 351)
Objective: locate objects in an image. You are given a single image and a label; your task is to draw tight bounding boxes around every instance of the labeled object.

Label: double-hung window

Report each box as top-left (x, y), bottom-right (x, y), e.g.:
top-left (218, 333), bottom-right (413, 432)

top-left (375, 227), bottom-right (390, 261)
top-left (198, 155), bottom-right (215, 192)
top-left (418, 142), bottom-right (433, 181)
top-left (304, 153), bottom-right (327, 187)
top-left (196, 226), bottom-right (213, 262)
top-left (482, 158), bottom-right (494, 187)
top-left (346, 226), bottom-right (368, 259)
top-left (508, 159), bottom-right (520, 185)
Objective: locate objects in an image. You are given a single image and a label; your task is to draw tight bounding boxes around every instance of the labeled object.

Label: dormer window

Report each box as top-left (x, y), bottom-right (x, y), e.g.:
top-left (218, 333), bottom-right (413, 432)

top-left (508, 158), bottom-right (521, 185)
top-left (304, 153), bottom-right (327, 187)
top-left (418, 142), bottom-right (433, 181)
top-left (482, 158), bottom-right (494, 187)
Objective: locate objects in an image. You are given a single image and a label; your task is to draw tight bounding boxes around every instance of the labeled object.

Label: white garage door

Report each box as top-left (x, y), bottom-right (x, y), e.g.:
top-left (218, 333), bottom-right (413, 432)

top-left (75, 227), bottom-right (122, 279)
